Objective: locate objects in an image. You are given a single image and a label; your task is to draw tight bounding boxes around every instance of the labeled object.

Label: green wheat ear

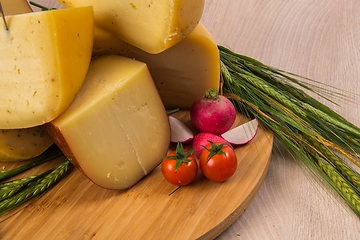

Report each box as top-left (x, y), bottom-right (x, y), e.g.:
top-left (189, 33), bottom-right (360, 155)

top-left (0, 159), bottom-right (71, 217)
top-left (219, 45), bottom-right (360, 217)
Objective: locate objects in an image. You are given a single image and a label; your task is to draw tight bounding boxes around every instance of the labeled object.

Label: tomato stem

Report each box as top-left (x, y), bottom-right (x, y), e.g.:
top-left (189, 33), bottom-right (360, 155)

top-left (201, 141), bottom-right (228, 164)
top-left (162, 143), bottom-right (194, 173)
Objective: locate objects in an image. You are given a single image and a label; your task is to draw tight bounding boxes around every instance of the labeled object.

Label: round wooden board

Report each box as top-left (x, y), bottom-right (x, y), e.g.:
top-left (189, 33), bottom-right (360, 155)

top-left (0, 111), bottom-right (273, 240)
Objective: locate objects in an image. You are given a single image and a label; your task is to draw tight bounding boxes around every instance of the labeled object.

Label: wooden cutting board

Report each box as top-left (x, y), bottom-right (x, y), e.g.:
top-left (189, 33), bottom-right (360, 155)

top-left (0, 111), bottom-right (273, 240)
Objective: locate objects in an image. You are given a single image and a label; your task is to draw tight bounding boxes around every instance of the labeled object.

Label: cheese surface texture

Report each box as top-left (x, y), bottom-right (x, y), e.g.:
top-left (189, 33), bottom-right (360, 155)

top-left (58, 0), bottom-right (205, 54)
top-left (45, 55), bottom-right (171, 190)
top-left (0, 126), bottom-right (53, 161)
top-left (0, 0), bottom-right (54, 161)
top-left (93, 23), bottom-right (220, 109)
top-left (1, 0), bottom-right (32, 15)
top-left (0, 7), bottom-right (94, 129)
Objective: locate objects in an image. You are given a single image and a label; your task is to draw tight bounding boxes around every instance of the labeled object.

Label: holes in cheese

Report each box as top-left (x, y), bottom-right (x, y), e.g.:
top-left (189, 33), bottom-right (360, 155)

top-left (0, 1), bottom-right (54, 162)
top-left (45, 55), bottom-right (171, 190)
top-left (0, 7), bottom-right (94, 129)
top-left (58, 0), bottom-right (205, 54)
top-left (93, 23), bottom-right (220, 109)
top-left (0, 126), bottom-right (53, 161)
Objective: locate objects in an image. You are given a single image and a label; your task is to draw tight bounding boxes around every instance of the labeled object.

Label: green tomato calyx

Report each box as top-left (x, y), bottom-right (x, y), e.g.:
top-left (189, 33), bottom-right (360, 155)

top-left (163, 142), bottom-right (194, 173)
top-left (201, 141), bottom-right (228, 164)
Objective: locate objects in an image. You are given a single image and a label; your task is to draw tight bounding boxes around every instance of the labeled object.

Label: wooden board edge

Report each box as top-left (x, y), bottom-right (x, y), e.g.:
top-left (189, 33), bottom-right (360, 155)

top-left (197, 134), bottom-right (273, 240)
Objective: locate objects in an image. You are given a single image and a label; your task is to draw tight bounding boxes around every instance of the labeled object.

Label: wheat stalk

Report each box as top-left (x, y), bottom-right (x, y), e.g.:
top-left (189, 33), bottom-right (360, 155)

top-left (315, 154), bottom-right (360, 214)
top-left (219, 45), bottom-right (360, 217)
top-left (0, 174), bottom-right (42, 201)
top-left (0, 159), bottom-right (71, 216)
top-left (0, 152), bottom-right (64, 181)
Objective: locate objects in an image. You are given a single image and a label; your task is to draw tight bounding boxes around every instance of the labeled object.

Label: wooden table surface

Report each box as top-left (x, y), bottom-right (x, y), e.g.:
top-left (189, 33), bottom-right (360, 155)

top-left (28, 0), bottom-right (360, 239)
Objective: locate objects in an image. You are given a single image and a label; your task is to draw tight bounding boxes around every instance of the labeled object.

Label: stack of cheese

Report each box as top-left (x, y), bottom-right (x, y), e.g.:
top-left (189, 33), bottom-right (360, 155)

top-left (1, 0), bottom-right (221, 189)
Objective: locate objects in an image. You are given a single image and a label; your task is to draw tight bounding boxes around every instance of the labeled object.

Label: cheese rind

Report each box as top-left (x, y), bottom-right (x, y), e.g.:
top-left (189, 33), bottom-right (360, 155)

top-left (0, 7), bottom-right (94, 129)
top-left (0, 126), bottom-right (53, 161)
top-left (45, 55), bottom-right (171, 190)
top-left (58, 0), bottom-right (205, 54)
top-left (93, 23), bottom-right (220, 109)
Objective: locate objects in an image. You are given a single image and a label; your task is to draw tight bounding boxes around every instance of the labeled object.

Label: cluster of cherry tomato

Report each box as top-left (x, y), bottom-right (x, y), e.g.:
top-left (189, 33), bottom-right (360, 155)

top-left (161, 141), bottom-right (237, 186)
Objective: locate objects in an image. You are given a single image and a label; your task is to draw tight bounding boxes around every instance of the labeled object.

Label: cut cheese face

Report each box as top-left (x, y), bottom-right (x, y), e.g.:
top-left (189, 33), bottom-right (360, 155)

top-left (0, 126), bottom-right (53, 161)
top-left (0, 0), bottom-right (32, 15)
top-left (93, 23), bottom-right (220, 109)
top-left (0, 0), bottom-right (54, 162)
top-left (58, 0), bottom-right (205, 54)
top-left (0, 7), bottom-right (94, 129)
top-left (45, 55), bottom-right (171, 190)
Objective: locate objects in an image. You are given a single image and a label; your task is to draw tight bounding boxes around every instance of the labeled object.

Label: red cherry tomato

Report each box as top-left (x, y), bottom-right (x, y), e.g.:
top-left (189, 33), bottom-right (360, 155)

top-left (162, 143), bottom-right (198, 186)
top-left (199, 141), bottom-right (237, 182)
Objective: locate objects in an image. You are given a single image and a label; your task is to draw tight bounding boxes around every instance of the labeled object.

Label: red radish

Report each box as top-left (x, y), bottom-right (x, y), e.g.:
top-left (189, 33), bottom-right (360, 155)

top-left (169, 116), bottom-right (194, 143)
top-left (190, 88), bottom-right (236, 135)
top-left (192, 132), bottom-right (233, 158)
top-left (221, 119), bottom-right (258, 145)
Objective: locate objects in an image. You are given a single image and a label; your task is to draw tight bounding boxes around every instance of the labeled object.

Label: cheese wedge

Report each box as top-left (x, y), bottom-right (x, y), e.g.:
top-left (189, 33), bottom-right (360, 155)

top-left (0, 7), bottom-right (94, 129)
top-left (58, 0), bottom-right (205, 54)
top-left (0, 126), bottom-right (53, 161)
top-left (0, 0), bottom-right (32, 15)
top-left (93, 23), bottom-right (220, 109)
top-left (45, 55), bottom-right (171, 190)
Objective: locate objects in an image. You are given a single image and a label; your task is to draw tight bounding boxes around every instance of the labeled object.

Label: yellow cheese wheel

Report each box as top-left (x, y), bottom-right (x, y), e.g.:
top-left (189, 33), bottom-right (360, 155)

top-left (45, 55), bottom-right (171, 190)
top-left (58, 0), bottom-right (205, 54)
top-left (0, 0), bottom-right (54, 162)
top-left (0, 7), bottom-right (94, 129)
top-left (0, 0), bottom-right (32, 15)
top-left (93, 23), bottom-right (220, 109)
top-left (0, 126), bottom-right (53, 161)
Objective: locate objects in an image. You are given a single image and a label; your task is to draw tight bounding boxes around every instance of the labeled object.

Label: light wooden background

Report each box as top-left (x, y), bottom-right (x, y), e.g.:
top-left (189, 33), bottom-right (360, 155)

top-left (30, 0), bottom-right (360, 239)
